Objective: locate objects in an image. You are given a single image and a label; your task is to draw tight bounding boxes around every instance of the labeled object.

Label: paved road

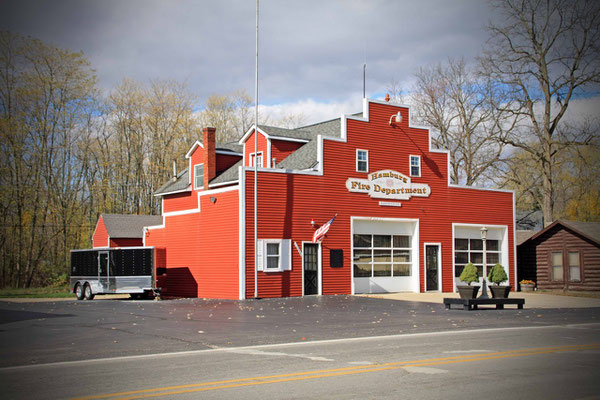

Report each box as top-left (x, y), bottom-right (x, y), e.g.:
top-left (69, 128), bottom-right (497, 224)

top-left (1, 296), bottom-right (599, 399)
top-left (1, 322), bottom-right (599, 399)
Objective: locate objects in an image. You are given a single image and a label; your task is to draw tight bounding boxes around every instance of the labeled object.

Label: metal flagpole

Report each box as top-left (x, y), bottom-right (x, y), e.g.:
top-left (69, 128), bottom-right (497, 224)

top-left (254, 0), bottom-right (259, 299)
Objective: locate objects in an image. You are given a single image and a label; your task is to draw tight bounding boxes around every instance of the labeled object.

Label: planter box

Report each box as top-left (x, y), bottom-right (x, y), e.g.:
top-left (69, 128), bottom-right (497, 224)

top-left (457, 285), bottom-right (480, 299)
top-left (489, 285), bottom-right (511, 298)
top-left (520, 284), bottom-right (535, 292)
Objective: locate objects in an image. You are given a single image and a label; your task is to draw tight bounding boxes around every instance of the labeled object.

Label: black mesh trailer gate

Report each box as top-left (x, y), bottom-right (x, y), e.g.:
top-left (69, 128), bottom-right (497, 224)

top-left (70, 247), bottom-right (159, 300)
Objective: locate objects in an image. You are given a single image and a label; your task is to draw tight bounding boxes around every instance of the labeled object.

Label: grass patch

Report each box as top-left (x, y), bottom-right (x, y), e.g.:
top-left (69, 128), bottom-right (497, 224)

top-left (0, 285), bottom-right (74, 298)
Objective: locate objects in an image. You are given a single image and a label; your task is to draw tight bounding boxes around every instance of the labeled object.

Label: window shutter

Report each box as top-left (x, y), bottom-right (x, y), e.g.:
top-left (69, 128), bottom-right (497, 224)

top-left (256, 240), bottom-right (264, 271)
top-left (281, 239), bottom-right (292, 271)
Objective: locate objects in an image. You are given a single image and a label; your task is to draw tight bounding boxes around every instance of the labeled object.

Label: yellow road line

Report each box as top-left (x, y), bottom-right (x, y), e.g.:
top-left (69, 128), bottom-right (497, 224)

top-left (71, 343), bottom-right (600, 400)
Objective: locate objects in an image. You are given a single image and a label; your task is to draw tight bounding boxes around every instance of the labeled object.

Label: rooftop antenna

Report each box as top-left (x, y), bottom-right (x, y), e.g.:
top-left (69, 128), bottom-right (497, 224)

top-left (363, 42), bottom-right (366, 99)
top-left (363, 63), bottom-right (366, 99)
top-left (253, 0), bottom-right (259, 299)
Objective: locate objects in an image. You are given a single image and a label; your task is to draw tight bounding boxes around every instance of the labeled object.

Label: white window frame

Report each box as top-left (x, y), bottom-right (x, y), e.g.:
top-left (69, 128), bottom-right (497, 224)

top-left (356, 149), bottom-right (369, 173)
top-left (250, 152), bottom-right (264, 168)
top-left (452, 224), bottom-right (509, 291)
top-left (410, 155), bottom-right (421, 177)
top-left (454, 237), bottom-right (501, 278)
top-left (257, 239), bottom-right (292, 273)
top-left (352, 233), bottom-right (413, 278)
top-left (265, 241), bottom-right (281, 270)
top-left (194, 163), bottom-right (204, 190)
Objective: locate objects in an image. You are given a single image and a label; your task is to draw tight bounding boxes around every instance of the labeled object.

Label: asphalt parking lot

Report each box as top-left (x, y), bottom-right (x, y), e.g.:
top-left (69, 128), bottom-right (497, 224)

top-left (1, 294), bottom-right (599, 368)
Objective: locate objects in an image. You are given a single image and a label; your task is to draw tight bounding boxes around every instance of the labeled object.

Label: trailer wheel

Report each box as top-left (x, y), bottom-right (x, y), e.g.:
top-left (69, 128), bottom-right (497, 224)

top-left (75, 283), bottom-right (84, 300)
top-left (84, 284), bottom-right (95, 300)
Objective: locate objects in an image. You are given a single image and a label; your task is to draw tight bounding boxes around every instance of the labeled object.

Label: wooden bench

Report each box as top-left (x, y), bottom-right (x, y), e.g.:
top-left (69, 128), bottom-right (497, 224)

top-left (443, 297), bottom-right (525, 311)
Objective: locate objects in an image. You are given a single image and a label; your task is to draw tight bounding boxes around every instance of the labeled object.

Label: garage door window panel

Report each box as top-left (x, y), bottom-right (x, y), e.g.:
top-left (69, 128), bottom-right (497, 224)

top-left (353, 234), bottom-right (412, 278)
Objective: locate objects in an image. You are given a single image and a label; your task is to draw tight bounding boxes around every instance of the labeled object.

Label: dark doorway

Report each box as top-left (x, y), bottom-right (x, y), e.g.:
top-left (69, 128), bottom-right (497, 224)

top-left (426, 245), bottom-right (440, 291)
top-left (303, 243), bottom-right (319, 295)
top-left (98, 252), bottom-right (109, 291)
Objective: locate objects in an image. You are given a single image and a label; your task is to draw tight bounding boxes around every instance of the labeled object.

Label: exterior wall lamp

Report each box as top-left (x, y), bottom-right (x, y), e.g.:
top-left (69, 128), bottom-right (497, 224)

top-left (389, 112), bottom-right (402, 126)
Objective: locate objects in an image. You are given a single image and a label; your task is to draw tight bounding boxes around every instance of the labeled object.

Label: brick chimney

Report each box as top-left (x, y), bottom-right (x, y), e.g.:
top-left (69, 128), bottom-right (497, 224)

top-left (203, 127), bottom-right (216, 189)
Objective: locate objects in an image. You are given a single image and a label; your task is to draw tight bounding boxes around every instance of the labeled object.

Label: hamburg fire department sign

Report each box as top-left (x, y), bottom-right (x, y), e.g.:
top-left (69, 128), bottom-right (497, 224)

top-left (346, 169), bottom-right (431, 200)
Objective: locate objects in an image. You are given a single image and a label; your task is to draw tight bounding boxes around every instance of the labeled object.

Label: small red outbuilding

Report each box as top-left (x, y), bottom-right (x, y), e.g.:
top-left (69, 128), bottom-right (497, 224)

top-left (92, 213), bottom-right (163, 248)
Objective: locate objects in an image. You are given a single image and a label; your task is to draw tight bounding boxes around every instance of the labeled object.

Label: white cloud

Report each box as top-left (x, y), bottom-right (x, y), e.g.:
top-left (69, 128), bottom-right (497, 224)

top-left (260, 97), bottom-right (364, 127)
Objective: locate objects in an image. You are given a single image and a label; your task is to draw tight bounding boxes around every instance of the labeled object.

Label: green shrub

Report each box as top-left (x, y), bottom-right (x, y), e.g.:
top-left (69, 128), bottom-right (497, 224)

top-left (488, 264), bottom-right (508, 285)
top-left (459, 262), bottom-right (479, 286)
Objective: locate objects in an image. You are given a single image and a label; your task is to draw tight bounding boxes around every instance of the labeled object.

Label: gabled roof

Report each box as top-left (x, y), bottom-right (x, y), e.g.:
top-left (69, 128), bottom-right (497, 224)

top-left (528, 220), bottom-right (600, 245)
top-left (100, 213), bottom-right (163, 238)
top-left (156, 115), bottom-right (348, 194)
top-left (155, 168), bottom-right (190, 195)
top-left (239, 117), bottom-right (345, 144)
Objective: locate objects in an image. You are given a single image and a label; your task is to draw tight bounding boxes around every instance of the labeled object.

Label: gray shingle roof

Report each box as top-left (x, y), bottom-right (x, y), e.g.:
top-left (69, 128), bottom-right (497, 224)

top-left (217, 142), bottom-right (242, 153)
top-left (560, 220), bottom-right (600, 244)
top-left (156, 116), bottom-right (347, 194)
top-left (297, 118), bottom-right (342, 138)
top-left (155, 168), bottom-right (190, 195)
top-left (211, 159), bottom-right (242, 185)
top-left (527, 219), bottom-right (600, 245)
top-left (276, 139), bottom-right (319, 170)
top-left (101, 214), bottom-right (163, 238)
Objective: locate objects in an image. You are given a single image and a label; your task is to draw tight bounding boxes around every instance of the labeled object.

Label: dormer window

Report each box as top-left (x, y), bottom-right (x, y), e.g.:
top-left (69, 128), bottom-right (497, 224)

top-left (410, 155), bottom-right (421, 177)
top-left (356, 149), bottom-right (368, 173)
top-left (194, 163), bottom-right (204, 189)
top-left (250, 152), bottom-right (263, 168)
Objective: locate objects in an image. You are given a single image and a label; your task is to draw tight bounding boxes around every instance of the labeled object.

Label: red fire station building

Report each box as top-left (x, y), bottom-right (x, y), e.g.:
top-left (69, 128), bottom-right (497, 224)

top-left (144, 99), bottom-right (516, 299)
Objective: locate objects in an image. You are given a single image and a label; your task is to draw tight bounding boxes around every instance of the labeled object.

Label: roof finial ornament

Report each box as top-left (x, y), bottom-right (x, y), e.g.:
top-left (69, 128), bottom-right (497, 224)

top-left (385, 93), bottom-right (390, 102)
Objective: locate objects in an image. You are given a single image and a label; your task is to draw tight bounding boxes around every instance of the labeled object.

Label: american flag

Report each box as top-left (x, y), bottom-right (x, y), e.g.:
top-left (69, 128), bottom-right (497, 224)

top-left (312, 215), bottom-right (336, 243)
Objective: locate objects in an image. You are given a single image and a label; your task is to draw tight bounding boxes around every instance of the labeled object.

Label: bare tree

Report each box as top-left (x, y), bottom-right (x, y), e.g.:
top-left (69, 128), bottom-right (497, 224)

top-left (198, 89), bottom-right (270, 143)
top-left (276, 112), bottom-right (307, 129)
top-left (480, 0), bottom-right (600, 226)
top-left (412, 58), bottom-right (513, 185)
top-left (0, 32), bottom-right (98, 287)
top-left (103, 78), bottom-right (199, 215)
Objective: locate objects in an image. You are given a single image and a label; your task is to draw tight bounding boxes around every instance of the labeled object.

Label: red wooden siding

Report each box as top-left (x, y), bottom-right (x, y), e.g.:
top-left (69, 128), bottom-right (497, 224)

top-left (110, 238), bottom-right (143, 247)
top-left (216, 153), bottom-right (242, 176)
top-left (163, 191), bottom-right (197, 213)
top-left (243, 101), bottom-right (515, 298)
top-left (189, 144), bottom-right (204, 189)
top-left (270, 139), bottom-right (304, 166)
top-left (92, 216), bottom-right (109, 248)
top-left (145, 189), bottom-right (239, 299)
top-left (244, 130), bottom-right (268, 167)
top-left (534, 225), bottom-right (600, 291)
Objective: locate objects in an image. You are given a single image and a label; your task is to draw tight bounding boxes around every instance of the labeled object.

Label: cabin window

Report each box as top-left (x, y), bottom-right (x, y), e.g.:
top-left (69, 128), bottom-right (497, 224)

top-left (356, 150), bottom-right (368, 173)
top-left (551, 252), bottom-right (563, 281)
top-left (250, 152), bottom-right (263, 168)
top-left (568, 251), bottom-right (581, 281)
top-left (194, 163), bottom-right (204, 189)
top-left (410, 155), bottom-right (421, 177)
top-left (454, 238), bottom-right (501, 278)
top-left (353, 234), bottom-right (412, 277)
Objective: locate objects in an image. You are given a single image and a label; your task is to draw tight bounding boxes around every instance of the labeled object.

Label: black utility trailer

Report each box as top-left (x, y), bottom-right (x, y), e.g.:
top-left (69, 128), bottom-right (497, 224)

top-left (70, 247), bottom-right (162, 300)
